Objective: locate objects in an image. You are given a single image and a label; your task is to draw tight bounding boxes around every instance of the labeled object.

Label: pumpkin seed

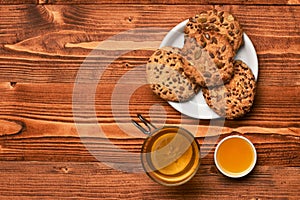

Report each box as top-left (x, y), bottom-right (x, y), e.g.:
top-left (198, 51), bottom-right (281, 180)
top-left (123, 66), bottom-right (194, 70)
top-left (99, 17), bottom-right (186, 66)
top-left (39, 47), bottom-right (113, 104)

top-left (194, 50), bottom-right (202, 60)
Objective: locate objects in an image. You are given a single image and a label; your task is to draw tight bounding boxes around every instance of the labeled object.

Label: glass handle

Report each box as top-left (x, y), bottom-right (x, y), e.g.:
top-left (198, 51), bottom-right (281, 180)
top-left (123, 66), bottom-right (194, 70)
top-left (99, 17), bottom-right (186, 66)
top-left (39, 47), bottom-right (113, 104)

top-left (131, 114), bottom-right (157, 135)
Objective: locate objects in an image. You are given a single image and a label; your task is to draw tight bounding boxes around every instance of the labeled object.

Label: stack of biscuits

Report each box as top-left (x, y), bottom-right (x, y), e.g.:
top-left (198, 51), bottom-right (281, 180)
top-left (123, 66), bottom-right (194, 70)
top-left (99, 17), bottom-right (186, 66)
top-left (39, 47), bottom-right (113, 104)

top-left (146, 9), bottom-right (256, 119)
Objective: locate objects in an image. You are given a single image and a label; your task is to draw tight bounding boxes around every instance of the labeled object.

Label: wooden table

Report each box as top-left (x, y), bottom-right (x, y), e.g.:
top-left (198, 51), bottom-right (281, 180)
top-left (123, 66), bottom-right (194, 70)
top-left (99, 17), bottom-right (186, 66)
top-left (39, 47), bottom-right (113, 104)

top-left (0, 0), bottom-right (299, 199)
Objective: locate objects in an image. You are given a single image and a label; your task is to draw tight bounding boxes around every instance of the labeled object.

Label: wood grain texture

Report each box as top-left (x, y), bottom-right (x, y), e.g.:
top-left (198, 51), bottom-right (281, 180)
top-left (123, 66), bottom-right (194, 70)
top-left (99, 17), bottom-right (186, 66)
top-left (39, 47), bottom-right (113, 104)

top-left (0, 5), bottom-right (299, 124)
top-left (0, 0), bottom-right (300, 5)
top-left (45, 0), bottom-right (300, 5)
top-left (1, 0), bottom-right (300, 5)
top-left (0, 3), bottom-right (299, 199)
top-left (0, 161), bottom-right (299, 199)
top-left (0, 0), bottom-right (35, 4)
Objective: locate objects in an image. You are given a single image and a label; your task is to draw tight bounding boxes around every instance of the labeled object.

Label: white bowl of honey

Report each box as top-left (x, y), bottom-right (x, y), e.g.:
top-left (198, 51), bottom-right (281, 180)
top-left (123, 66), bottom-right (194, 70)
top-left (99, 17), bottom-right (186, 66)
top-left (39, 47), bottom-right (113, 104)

top-left (214, 135), bottom-right (257, 178)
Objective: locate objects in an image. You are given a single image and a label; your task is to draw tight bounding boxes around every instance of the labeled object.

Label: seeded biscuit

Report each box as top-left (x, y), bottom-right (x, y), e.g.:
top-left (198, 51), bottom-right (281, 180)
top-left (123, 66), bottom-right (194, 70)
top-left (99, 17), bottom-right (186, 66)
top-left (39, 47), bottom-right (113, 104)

top-left (179, 35), bottom-right (235, 86)
top-left (202, 60), bottom-right (256, 119)
top-left (185, 9), bottom-right (243, 52)
top-left (146, 49), bottom-right (201, 102)
top-left (161, 33), bottom-right (234, 87)
top-left (190, 31), bottom-right (235, 86)
top-left (163, 46), bottom-right (207, 87)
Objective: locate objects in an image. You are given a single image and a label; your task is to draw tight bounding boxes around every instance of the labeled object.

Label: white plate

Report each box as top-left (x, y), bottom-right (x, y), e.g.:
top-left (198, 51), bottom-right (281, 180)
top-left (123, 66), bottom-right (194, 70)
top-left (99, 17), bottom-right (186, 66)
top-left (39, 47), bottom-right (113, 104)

top-left (160, 20), bottom-right (258, 119)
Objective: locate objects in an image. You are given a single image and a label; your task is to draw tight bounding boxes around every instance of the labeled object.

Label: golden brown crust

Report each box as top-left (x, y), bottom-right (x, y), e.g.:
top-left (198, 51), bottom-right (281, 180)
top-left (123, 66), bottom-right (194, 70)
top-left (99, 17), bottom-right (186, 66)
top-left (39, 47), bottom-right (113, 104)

top-left (146, 49), bottom-right (201, 102)
top-left (184, 9), bottom-right (243, 52)
top-left (202, 60), bottom-right (256, 119)
top-left (179, 33), bottom-right (234, 87)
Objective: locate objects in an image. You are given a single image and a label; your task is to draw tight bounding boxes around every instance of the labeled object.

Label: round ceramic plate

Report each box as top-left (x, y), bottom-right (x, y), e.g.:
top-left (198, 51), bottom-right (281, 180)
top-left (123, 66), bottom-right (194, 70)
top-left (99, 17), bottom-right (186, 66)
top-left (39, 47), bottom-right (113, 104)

top-left (160, 20), bottom-right (258, 119)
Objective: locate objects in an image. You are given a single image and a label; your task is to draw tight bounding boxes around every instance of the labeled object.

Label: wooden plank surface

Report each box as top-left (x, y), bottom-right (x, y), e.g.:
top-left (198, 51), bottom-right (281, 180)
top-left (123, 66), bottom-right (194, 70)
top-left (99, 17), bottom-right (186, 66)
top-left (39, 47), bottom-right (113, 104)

top-left (0, 161), bottom-right (299, 199)
top-left (0, 3), bottom-right (299, 199)
top-left (43, 0), bottom-right (300, 5)
top-left (1, 0), bottom-right (300, 5)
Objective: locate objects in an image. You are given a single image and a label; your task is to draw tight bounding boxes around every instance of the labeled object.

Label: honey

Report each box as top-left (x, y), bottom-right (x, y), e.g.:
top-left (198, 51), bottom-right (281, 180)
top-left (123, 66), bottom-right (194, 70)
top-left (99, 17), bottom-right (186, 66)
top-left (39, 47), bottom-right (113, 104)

top-left (141, 126), bottom-right (200, 186)
top-left (215, 136), bottom-right (256, 177)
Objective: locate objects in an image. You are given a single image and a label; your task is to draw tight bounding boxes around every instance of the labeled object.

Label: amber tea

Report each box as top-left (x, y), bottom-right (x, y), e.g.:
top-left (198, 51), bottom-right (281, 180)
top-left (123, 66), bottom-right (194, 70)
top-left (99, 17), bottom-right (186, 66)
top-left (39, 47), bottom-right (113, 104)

top-left (214, 135), bottom-right (257, 178)
top-left (141, 126), bottom-right (200, 186)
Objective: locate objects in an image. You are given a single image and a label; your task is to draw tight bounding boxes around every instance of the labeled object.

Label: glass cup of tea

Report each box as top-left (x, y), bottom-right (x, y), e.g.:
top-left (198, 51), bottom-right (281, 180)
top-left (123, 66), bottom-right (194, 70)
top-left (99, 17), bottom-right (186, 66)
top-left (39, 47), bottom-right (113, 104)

top-left (132, 114), bottom-right (200, 186)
